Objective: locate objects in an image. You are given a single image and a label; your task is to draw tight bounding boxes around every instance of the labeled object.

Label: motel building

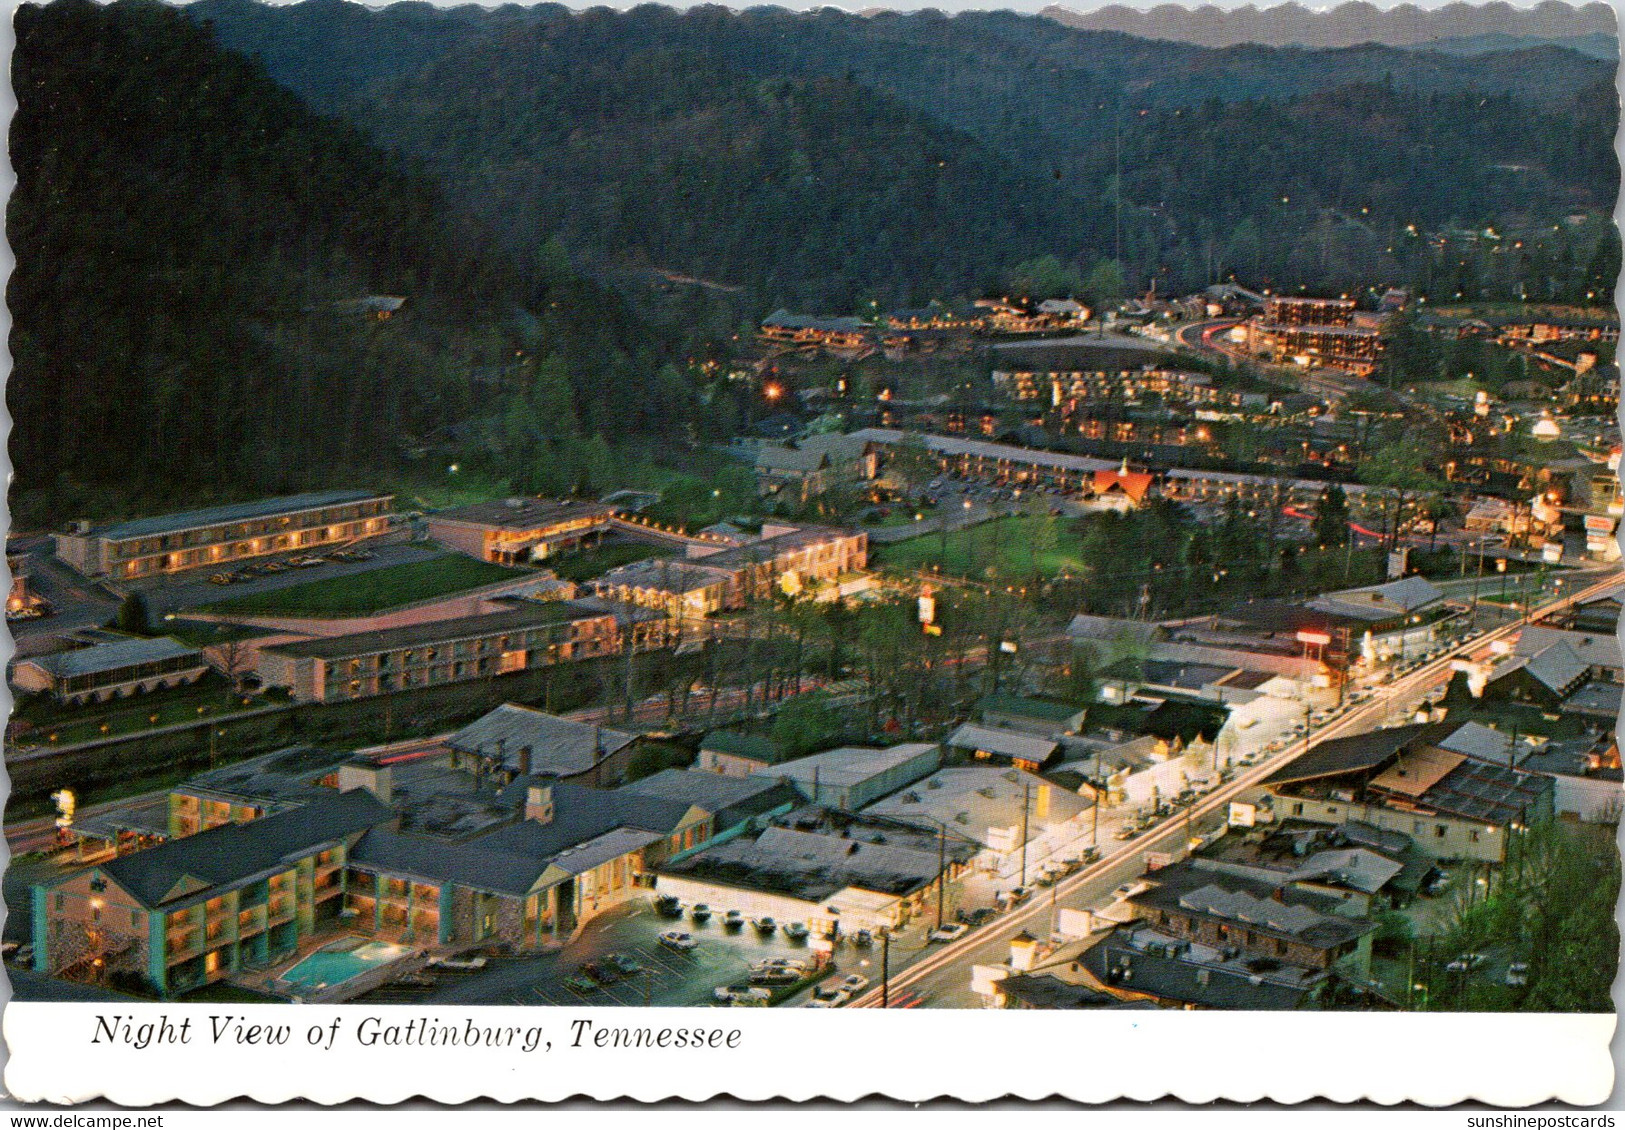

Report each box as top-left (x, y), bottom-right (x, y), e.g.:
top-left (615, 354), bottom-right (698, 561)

top-left (52, 490), bottom-right (393, 579)
top-left (32, 790), bottom-right (387, 997)
top-left (423, 498), bottom-right (617, 566)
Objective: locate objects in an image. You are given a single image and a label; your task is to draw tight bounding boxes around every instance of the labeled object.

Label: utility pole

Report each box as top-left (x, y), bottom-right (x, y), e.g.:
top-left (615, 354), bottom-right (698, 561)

top-left (936, 821), bottom-right (946, 931)
top-left (1019, 777), bottom-right (1031, 888)
top-left (880, 929), bottom-right (890, 1009)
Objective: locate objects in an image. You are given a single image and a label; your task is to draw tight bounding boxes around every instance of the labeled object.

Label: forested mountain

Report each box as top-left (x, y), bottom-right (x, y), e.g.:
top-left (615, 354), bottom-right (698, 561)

top-left (188, 0), bottom-right (1619, 309)
top-left (9, 0), bottom-right (702, 521)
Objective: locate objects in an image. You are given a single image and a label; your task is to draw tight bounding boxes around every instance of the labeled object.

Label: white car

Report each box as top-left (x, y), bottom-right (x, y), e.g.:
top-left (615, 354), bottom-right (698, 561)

top-left (658, 930), bottom-right (698, 952)
top-left (839, 974), bottom-right (870, 994)
top-left (928, 923), bottom-right (969, 943)
top-left (713, 984), bottom-right (772, 1003)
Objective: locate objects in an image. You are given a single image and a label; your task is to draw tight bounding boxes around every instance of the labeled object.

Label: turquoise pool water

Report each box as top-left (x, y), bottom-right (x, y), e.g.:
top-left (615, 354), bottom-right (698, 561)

top-left (283, 939), bottom-right (409, 991)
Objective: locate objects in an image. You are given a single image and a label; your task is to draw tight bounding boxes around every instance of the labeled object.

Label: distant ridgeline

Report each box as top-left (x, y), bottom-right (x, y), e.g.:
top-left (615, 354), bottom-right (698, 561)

top-left (182, 0), bottom-right (1620, 312)
top-left (1042, 1), bottom-right (1617, 53)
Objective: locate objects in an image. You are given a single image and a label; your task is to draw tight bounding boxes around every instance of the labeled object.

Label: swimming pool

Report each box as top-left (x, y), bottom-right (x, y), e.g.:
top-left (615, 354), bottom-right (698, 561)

top-left (282, 938), bottom-right (411, 992)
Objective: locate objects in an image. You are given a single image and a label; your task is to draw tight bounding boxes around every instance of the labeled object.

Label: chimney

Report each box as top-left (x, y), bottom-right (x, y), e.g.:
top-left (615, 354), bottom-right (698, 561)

top-left (337, 763), bottom-right (393, 804)
top-left (518, 745), bottom-right (533, 778)
top-left (526, 785), bottom-right (555, 824)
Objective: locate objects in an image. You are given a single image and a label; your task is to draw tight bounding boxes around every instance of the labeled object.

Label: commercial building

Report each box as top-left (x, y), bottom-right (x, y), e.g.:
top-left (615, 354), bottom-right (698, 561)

top-left (759, 743), bottom-right (942, 810)
top-left (424, 499), bottom-right (616, 565)
top-left (758, 311), bottom-right (871, 351)
top-left (693, 731), bottom-right (789, 778)
top-left (1264, 722), bottom-right (1554, 863)
top-left (655, 818), bottom-right (978, 935)
top-left (53, 491), bottom-right (393, 579)
top-left (863, 766), bottom-right (1093, 864)
top-left (944, 723), bottom-right (1063, 772)
top-left (444, 704), bottom-right (640, 787)
top-left (751, 433), bottom-right (879, 504)
top-left (1122, 856), bottom-right (1376, 975)
top-left (849, 428), bottom-right (1116, 491)
top-left (12, 636), bottom-right (209, 706)
top-left (684, 524), bottom-right (869, 605)
top-left (590, 558), bottom-right (735, 621)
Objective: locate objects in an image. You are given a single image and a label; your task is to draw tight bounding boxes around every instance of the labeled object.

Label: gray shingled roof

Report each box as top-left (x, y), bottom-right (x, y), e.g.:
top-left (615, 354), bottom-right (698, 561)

top-left (620, 769), bottom-right (798, 823)
top-left (944, 724), bottom-right (1060, 762)
top-left (446, 705), bottom-right (636, 778)
top-left (98, 790), bottom-right (391, 909)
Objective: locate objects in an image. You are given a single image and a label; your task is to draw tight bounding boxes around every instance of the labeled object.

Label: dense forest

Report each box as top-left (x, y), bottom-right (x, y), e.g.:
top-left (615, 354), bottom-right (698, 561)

top-left (9, 0), bottom-right (1620, 516)
top-left (7, 0), bottom-right (738, 522)
top-left (190, 0), bottom-right (1620, 309)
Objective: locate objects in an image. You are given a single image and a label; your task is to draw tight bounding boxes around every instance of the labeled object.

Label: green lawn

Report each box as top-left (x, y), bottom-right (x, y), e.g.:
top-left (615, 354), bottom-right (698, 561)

top-left (548, 542), bottom-right (674, 583)
top-left (873, 515), bottom-right (1085, 579)
top-left (10, 675), bottom-right (272, 748)
top-left (200, 555), bottom-right (523, 618)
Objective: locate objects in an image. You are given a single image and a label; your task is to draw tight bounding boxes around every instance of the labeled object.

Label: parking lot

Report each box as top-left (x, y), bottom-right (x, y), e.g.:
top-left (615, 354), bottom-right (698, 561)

top-left (131, 538), bottom-right (442, 617)
top-left (375, 896), bottom-right (853, 1009)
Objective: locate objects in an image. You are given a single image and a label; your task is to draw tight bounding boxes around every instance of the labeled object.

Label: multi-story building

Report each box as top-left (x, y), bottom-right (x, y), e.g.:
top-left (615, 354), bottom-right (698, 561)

top-left (424, 499), bottom-right (616, 565)
top-left (53, 491), bottom-right (393, 579)
top-left (1242, 297), bottom-right (1384, 375)
top-left (758, 311), bottom-right (872, 351)
top-left (32, 789), bottom-right (389, 996)
top-left (684, 524), bottom-right (869, 604)
top-left (254, 599), bottom-right (671, 704)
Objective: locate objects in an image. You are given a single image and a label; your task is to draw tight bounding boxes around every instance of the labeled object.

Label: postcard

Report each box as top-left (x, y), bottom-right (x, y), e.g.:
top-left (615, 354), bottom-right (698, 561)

top-left (2, 0), bottom-right (1620, 1107)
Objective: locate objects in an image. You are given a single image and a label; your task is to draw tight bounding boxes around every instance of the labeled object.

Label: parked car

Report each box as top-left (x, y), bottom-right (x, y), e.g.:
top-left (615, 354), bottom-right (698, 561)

top-left (957, 907), bottom-right (996, 927)
top-left (850, 928), bottom-right (874, 947)
top-left (782, 921), bottom-right (810, 941)
top-left (658, 930), bottom-right (697, 952)
top-left (689, 903), bottom-right (712, 924)
top-left (723, 910), bottom-right (744, 930)
top-left (805, 991), bottom-right (850, 1008)
top-left (928, 923), bottom-right (969, 943)
top-left (713, 984), bottom-right (772, 1003)
top-left (839, 974), bottom-right (870, 994)
top-left (749, 968), bottom-right (801, 986)
top-left (606, 953), bottom-right (643, 976)
top-left (752, 916), bottom-right (777, 935)
top-left (581, 960), bottom-right (619, 985)
top-left (208, 573), bottom-right (237, 585)
top-left (655, 894), bottom-right (684, 918)
top-left (1504, 962), bottom-right (1530, 987)
top-left (563, 976), bottom-right (597, 994)
top-left (1445, 953), bottom-right (1486, 973)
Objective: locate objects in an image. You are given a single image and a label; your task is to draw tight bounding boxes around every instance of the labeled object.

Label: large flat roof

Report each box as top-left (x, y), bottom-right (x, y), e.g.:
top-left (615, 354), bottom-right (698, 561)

top-left (27, 636), bottom-right (202, 679)
top-left (260, 601), bottom-right (597, 661)
top-left (83, 490), bottom-right (390, 542)
top-left (426, 498), bottom-right (615, 532)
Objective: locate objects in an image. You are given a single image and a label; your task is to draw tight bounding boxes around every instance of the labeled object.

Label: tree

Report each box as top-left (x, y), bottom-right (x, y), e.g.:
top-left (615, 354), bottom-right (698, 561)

top-left (771, 690), bottom-right (843, 756)
top-left (1312, 484), bottom-right (1350, 547)
top-left (115, 592), bottom-right (150, 635)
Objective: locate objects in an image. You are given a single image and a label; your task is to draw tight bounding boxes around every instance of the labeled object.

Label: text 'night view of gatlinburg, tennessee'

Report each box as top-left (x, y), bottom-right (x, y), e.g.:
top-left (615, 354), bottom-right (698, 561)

top-left (6, 0), bottom-right (1621, 1016)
